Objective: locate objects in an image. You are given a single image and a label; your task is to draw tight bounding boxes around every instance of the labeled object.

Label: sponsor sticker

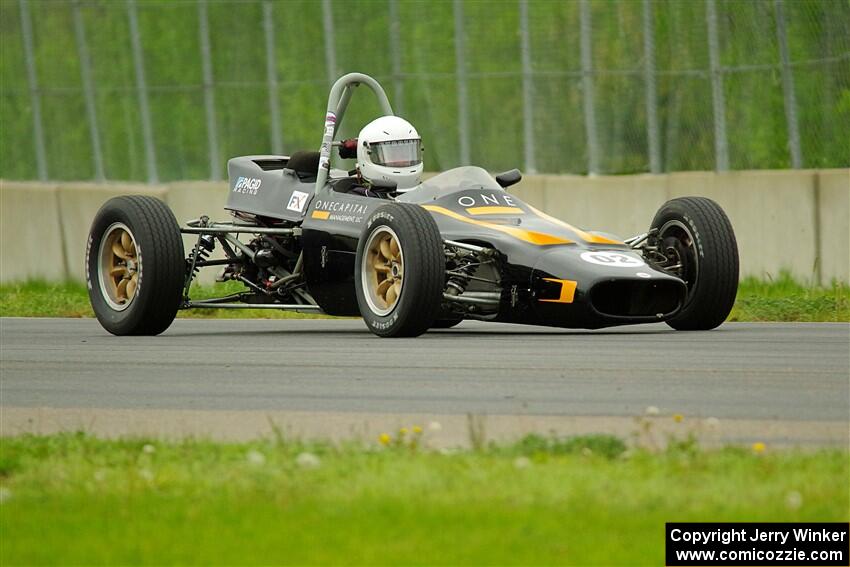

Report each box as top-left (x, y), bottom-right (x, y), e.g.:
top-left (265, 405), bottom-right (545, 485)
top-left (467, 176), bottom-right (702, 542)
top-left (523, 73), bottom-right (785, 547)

top-left (310, 200), bottom-right (369, 223)
top-left (286, 190), bottom-right (309, 213)
top-left (233, 176), bottom-right (261, 195)
top-left (580, 251), bottom-right (645, 267)
top-left (457, 192), bottom-right (517, 208)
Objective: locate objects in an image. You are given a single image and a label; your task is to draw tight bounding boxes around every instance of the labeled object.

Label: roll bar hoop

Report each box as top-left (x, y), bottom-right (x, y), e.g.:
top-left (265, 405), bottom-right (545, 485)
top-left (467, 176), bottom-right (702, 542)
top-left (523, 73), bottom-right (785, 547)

top-left (314, 73), bottom-right (394, 196)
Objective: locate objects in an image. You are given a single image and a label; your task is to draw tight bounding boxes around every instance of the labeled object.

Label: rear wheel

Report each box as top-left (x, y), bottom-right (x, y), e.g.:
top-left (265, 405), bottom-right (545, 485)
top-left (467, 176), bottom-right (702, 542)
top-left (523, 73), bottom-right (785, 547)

top-left (86, 195), bottom-right (185, 335)
top-left (648, 197), bottom-right (738, 330)
top-left (355, 204), bottom-right (444, 337)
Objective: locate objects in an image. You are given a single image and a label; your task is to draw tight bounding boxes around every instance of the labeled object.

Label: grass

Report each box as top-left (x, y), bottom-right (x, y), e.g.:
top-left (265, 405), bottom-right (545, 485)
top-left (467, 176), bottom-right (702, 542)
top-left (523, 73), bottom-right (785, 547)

top-left (0, 280), bottom-right (325, 319)
top-left (728, 274), bottom-right (850, 322)
top-left (0, 432), bottom-right (847, 565)
top-left (1, 274), bottom-right (848, 321)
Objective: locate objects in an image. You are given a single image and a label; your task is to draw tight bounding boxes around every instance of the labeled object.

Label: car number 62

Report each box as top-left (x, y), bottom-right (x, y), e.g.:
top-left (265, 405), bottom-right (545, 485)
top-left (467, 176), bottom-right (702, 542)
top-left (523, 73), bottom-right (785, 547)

top-left (580, 251), bottom-right (645, 267)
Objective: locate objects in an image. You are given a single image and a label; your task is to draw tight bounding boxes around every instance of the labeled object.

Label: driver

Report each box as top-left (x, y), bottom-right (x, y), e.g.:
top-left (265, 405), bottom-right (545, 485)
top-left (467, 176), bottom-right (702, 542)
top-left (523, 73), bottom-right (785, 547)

top-left (341, 116), bottom-right (423, 196)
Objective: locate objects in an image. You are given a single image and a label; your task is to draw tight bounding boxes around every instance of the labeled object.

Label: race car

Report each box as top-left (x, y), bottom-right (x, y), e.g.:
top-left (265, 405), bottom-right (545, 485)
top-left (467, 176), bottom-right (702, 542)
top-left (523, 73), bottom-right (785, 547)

top-left (86, 72), bottom-right (739, 338)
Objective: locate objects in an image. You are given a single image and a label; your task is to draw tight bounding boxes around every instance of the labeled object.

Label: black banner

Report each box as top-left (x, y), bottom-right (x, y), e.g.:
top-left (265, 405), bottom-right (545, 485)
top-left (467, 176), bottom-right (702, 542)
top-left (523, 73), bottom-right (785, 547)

top-left (666, 523), bottom-right (849, 566)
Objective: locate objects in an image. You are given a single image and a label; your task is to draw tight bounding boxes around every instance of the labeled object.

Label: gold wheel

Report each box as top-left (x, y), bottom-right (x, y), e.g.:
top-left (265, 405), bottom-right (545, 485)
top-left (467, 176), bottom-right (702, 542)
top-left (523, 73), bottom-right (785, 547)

top-left (98, 223), bottom-right (140, 311)
top-left (362, 226), bottom-right (404, 316)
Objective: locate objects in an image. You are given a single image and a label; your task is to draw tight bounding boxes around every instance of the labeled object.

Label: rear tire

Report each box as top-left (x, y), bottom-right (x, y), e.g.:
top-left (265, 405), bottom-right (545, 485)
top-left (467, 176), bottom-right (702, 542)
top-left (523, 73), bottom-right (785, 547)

top-left (355, 204), bottom-right (444, 337)
top-left (648, 197), bottom-right (738, 331)
top-left (86, 195), bottom-right (185, 336)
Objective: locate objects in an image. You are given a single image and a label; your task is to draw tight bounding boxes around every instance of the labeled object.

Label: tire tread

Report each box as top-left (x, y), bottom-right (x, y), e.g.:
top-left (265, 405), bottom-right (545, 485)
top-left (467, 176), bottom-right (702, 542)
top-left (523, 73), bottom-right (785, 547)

top-left (655, 196), bottom-right (739, 330)
top-left (87, 195), bottom-right (184, 335)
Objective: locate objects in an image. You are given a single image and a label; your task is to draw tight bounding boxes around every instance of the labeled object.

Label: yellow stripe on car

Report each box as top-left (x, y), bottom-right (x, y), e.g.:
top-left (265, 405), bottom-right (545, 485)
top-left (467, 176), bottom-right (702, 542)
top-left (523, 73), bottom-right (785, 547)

top-left (465, 206), bottom-right (525, 216)
top-left (311, 210), bottom-right (330, 220)
top-left (422, 205), bottom-right (573, 246)
top-left (526, 204), bottom-right (623, 245)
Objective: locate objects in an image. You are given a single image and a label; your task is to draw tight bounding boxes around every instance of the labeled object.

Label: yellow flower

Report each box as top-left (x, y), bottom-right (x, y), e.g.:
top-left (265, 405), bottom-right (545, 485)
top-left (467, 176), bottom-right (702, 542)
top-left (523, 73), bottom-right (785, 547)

top-left (379, 433), bottom-right (391, 446)
top-left (673, 414), bottom-right (684, 423)
top-left (412, 425), bottom-right (423, 434)
top-left (399, 427), bottom-right (408, 435)
top-left (752, 442), bottom-right (766, 454)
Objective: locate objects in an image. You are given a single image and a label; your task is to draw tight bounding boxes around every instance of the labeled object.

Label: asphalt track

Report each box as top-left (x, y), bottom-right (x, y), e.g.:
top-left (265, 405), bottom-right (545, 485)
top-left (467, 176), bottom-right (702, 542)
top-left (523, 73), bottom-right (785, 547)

top-left (1, 318), bottom-right (848, 446)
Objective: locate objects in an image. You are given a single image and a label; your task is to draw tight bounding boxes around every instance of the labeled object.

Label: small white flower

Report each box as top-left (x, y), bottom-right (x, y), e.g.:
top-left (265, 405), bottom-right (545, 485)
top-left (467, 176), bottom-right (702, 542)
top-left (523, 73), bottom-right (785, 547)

top-left (581, 447), bottom-right (593, 457)
top-left (295, 452), bottom-right (321, 469)
top-left (246, 450), bottom-right (266, 466)
top-left (645, 406), bottom-right (660, 416)
top-left (142, 444), bottom-right (156, 454)
top-left (138, 468), bottom-right (154, 482)
top-left (785, 491), bottom-right (803, 510)
top-left (705, 417), bottom-right (721, 430)
top-left (428, 421), bottom-right (442, 432)
top-left (0, 487), bottom-right (12, 504)
top-left (513, 456), bottom-right (531, 469)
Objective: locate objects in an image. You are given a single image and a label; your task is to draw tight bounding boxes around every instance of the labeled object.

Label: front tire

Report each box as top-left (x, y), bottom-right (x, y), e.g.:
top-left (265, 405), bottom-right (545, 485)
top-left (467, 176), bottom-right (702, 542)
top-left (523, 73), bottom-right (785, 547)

top-left (86, 195), bottom-right (185, 336)
top-left (648, 197), bottom-right (739, 331)
top-left (355, 204), bottom-right (444, 337)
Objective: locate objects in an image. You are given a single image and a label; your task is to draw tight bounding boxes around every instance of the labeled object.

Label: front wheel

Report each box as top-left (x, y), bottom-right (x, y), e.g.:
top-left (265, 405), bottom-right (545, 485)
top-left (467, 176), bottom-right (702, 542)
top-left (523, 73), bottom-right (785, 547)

top-left (86, 195), bottom-right (185, 335)
top-left (648, 197), bottom-right (739, 331)
top-left (355, 204), bottom-right (444, 337)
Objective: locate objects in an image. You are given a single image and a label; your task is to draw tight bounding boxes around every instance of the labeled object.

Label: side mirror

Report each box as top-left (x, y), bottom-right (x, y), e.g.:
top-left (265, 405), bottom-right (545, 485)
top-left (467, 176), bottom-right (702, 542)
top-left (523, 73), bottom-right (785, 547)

top-left (369, 178), bottom-right (398, 192)
top-left (495, 169), bottom-right (522, 188)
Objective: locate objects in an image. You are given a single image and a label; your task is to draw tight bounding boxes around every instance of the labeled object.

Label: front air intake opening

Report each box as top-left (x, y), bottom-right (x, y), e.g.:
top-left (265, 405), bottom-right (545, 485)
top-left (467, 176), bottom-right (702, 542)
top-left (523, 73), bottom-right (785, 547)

top-left (590, 279), bottom-right (683, 318)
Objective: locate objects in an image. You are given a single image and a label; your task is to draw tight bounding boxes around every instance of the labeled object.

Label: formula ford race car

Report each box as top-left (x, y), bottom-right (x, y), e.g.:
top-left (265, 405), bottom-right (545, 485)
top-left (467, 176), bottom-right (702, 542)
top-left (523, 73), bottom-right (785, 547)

top-left (86, 73), bottom-right (739, 338)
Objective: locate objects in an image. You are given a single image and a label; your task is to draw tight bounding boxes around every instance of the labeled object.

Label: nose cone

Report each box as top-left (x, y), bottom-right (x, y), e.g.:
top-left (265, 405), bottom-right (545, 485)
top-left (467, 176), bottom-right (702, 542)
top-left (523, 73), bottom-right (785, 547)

top-left (532, 247), bottom-right (670, 284)
top-left (530, 247), bottom-right (686, 327)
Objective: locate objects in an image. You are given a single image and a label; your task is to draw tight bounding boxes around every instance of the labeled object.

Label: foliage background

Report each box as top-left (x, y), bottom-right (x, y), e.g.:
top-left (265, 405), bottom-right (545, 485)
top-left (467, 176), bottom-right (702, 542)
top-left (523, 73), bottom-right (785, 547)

top-left (1, 0), bottom-right (848, 181)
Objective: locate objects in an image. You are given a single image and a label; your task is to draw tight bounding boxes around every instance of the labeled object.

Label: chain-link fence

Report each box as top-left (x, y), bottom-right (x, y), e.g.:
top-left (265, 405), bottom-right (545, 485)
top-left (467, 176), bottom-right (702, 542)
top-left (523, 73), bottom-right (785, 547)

top-left (1, 0), bottom-right (848, 182)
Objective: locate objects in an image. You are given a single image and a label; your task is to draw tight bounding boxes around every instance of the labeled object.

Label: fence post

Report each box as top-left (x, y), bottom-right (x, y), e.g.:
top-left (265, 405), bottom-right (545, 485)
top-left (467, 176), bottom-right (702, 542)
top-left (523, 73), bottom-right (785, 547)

top-left (642, 0), bottom-right (661, 174)
top-left (127, 0), bottom-right (158, 184)
top-left (579, 0), bottom-right (599, 174)
top-left (774, 0), bottom-right (803, 169)
top-left (519, 0), bottom-right (536, 174)
top-left (198, 0), bottom-right (220, 181)
top-left (72, 0), bottom-right (105, 181)
top-left (453, 0), bottom-right (470, 165)
top-left (18, 0), bottom-right (48, 181)
top-left (388, 0), bottom-right (404, 116)
top-left (321, 0), bottom-right (337, 86)
top-left (263, 1), bottom-right (283, 155)
top-left (705, 0), bottom-right (729, 171)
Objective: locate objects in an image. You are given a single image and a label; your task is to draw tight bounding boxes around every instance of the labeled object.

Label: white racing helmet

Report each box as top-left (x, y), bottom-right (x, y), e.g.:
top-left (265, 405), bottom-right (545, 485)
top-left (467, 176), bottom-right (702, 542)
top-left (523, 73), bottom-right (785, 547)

top-left (357, 116), bottom-right (423, 191)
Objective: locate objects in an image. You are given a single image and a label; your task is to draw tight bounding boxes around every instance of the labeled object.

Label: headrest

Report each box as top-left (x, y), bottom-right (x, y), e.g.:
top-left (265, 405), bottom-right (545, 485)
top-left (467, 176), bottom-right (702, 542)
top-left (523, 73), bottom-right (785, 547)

top-left (287, 151), bottom-right (320, 178)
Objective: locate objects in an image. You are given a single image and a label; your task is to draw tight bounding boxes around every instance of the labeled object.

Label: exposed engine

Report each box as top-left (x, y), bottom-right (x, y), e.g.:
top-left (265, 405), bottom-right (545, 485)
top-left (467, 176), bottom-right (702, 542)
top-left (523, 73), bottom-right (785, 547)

top-left (182, 215), bottom-right (312, 307)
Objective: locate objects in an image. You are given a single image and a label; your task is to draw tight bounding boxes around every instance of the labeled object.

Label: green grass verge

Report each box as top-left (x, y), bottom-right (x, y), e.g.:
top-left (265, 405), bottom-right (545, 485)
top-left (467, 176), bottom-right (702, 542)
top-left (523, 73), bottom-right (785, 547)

top-left (728, 274), bottom-right (849, 322)
top-left (1, 273), bottom-right (847, 321)
top-left (0, 280), bottom-right (327, 319)
top-left (0, 433), bottom-right (846, 565)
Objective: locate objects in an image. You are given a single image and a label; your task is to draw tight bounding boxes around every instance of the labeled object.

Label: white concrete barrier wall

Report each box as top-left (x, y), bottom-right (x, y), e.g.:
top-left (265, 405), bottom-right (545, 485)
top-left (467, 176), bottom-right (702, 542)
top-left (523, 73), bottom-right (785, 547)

top-left (1, 169), bottom-right (847, 286)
